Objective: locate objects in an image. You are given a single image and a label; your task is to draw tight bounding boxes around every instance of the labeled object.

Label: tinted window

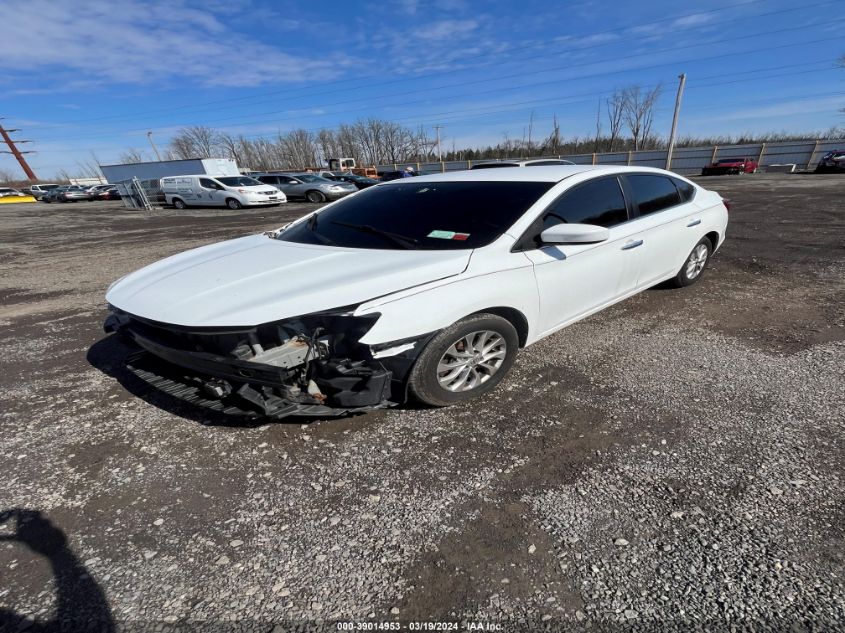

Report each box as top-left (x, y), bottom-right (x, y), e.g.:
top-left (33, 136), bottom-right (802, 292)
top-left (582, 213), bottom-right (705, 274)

top-left (526, 160), bottom-right (569, 166)
top-left (470, 163), bottom-right (514, 169)
top-left (627, 175), bottom-right (681, 216)
top-left (277, 181), bottom-right (553, 250)
top-left (671, 177), bottom-right (695, 202)
top-left (258, 176), bottom-right (277, 185)
top-left (542, 177), bottom-right (628, 229)
top-left (217, 176), bottom-right (261, 186)
top-left (199, 178), bottom-right (218, 189)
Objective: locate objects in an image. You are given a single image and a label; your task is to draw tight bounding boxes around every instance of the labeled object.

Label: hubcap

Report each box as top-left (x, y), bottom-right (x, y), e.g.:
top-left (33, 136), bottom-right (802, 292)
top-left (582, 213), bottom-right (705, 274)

top-left (436, 330), bottom-right (507, 392)
top-left (686, 243), bottom-right (709, 279)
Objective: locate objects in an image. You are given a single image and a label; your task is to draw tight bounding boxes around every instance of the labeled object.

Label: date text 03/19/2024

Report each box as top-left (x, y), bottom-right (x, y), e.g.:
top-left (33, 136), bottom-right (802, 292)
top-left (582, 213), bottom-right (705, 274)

top-left (336, 622), bottom-right (502, 631)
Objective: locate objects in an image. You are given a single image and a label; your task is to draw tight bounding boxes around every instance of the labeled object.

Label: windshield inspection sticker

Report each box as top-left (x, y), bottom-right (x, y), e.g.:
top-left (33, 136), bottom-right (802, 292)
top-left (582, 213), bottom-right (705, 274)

top-left (428, 230), bottom-right (470, 240)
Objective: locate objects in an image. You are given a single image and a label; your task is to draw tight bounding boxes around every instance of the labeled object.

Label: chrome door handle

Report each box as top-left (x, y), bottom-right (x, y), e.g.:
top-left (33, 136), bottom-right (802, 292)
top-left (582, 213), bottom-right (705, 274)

top-left (621, 240), bottom-right (643, 250)
top-left (686, 219), bottom-right (702, 227)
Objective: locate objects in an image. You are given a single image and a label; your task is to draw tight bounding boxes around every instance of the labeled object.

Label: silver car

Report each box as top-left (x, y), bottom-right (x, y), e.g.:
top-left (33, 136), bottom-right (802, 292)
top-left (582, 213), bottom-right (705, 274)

top-left (255, 173), bottom-right (357, 203)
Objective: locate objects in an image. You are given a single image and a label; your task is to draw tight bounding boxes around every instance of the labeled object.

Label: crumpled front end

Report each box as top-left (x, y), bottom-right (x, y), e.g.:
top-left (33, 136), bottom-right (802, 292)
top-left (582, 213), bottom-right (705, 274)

top-left (104, 306), bottom-right (427, 419)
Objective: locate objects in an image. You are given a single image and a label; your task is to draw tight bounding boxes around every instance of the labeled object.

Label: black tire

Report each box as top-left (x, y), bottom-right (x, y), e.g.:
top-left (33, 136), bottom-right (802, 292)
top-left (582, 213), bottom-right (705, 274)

top-left (306, 190), bottom-right (326, 203)
top-left (226, 198), bottom-right (242, 210)
top-left (172, 198), bottom-right (187, 210)
top-left (407, 313), bottom-right (519, 407)
top-left (669, 237), bottom-right (712, 288)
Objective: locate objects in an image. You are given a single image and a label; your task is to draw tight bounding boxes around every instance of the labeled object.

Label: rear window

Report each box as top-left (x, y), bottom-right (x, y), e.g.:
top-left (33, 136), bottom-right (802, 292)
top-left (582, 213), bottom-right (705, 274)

top-left (277, 181), bottom-right (553, 250)
top-left (627, 175), bottom-right (682, 216)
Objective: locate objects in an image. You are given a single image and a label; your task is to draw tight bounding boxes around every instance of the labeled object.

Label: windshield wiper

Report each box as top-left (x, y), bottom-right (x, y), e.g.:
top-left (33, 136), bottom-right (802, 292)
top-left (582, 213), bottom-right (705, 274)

top-left (330, 221), bottom-right (419, 248)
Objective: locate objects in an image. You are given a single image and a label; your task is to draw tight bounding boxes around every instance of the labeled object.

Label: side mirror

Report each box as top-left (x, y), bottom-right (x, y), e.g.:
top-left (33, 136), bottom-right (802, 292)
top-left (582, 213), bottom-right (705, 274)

top-left (540, 222), bottom-right (609, 245)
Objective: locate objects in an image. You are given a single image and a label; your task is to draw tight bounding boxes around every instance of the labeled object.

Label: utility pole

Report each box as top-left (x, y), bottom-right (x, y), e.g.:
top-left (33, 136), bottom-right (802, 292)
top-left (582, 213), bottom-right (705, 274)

top-left (0, 121), bottom-right (38, 181)
top-left (147, 131), bottom-right (162, 161)
top-left (665, 73), bottom-right (687, 171)
top-left (434, 125), bottom-right (443, 162)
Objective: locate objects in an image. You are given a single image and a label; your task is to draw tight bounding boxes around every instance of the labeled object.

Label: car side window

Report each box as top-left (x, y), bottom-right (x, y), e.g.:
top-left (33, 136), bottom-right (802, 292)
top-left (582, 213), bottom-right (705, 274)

top-left (627, 175), bottom-right (681, 216)
top-left (542, 177), bottom-right (628, 229)
top-left (199, 178), bottom-right (218, 189)
top-left (671, 177), bottom-right (696, 202)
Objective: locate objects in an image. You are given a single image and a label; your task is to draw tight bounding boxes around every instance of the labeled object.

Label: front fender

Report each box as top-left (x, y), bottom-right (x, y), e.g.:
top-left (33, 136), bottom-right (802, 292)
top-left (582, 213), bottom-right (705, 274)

top-left (354, 266), bottom-right (539, 346)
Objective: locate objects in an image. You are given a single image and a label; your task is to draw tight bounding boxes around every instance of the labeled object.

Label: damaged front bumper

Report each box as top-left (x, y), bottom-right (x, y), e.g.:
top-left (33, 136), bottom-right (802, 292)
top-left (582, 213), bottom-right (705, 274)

top-left (104, 308), bottom-right (428, 419)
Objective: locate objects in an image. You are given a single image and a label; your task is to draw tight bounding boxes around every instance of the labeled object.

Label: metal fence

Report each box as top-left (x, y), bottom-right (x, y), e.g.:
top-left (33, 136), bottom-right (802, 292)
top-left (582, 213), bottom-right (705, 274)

top-left (377, 139), bottom-right (842, 176)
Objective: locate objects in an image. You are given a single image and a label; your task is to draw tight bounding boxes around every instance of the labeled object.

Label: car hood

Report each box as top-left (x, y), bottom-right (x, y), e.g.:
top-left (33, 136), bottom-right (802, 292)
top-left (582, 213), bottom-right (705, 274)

top-left (106, 234), bottom-right (471, 327)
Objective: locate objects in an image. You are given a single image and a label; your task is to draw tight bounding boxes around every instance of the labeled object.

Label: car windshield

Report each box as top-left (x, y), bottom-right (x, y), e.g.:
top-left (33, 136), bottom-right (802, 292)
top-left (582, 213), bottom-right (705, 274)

top-left (295, 174), bottom-right (332, 183)
top-left (217, 176), bottom-right (262, 186)
top-left (276, 181), bottom-right (553, 250)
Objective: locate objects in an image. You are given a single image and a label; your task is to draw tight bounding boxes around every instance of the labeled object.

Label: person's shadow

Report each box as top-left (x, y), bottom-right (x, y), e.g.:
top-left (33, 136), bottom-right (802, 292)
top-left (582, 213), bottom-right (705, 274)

top-left (0, 509), bottom-right (114, 633)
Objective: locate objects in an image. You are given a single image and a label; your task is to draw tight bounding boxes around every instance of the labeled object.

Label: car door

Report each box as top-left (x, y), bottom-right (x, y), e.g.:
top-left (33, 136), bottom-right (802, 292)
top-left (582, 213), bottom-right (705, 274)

top-left (620, 174), bottom-right (698, 288)
top-left (198, 177), bottom-right (225, 206)
top-left (519, 175), bottom-right (644, 336)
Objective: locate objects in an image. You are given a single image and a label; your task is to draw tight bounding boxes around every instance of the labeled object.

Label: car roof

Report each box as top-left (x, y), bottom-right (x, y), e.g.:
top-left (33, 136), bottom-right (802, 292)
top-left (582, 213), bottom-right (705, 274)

top-left (381, 165), bottom-right (672, 184)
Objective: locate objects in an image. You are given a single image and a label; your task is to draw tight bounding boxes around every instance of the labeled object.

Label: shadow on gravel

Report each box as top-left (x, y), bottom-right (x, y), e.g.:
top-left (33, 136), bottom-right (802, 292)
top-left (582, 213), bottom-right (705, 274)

top-left (86, 335), bottom-right (378, 428)
top-left (0, 509), bottom-right (115, 633)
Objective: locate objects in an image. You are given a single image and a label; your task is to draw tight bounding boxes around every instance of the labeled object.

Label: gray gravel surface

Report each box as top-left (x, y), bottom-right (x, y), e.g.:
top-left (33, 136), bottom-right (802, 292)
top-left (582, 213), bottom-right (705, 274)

top-left (0, 175), bottom-right (843, 632)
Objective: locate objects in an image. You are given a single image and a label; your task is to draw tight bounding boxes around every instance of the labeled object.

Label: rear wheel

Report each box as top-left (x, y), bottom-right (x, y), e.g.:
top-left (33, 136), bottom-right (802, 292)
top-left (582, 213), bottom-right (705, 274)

top-left (172, 198), bottom-right (187, 210)
top-left (408, 313), bottom-right (519, 407)
top-left (670, 237), bottom-right (712, 287)
top-left (306, 190), bottom-right (326, 203)
top-left (226, 198), bottom-right (242, 210)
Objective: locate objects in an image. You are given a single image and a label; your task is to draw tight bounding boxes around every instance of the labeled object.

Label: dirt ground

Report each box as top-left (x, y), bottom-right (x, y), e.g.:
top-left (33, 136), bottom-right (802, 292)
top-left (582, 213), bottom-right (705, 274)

top-left (0, 174), bottom-right (843, 632)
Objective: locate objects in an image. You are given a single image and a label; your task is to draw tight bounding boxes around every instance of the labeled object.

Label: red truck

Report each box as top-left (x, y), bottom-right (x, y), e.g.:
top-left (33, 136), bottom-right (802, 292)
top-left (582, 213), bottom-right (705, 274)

top-left (701, 157), bottom-right (758, 176)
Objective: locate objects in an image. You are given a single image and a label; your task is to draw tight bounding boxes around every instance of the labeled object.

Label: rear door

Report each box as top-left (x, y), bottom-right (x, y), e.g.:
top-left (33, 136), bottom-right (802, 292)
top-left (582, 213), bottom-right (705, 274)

top-left (520, 175), bottom-right (644, 335)
top-left (620, 174), bottom-right (698, 288)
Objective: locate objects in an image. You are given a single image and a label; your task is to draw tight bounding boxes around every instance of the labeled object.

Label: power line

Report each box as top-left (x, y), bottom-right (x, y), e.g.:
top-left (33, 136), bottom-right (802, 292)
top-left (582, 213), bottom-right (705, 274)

top-left (28, 31), bottom-right (843, 149)
top-left (18, 0), bottom-right (783, 131)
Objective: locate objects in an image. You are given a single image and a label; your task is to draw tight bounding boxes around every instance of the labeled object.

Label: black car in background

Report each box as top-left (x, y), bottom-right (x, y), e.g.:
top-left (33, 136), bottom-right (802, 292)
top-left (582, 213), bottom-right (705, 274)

top-left (815, 150), bottom-right (845, 173)
top-left (325, 173), bottom-right (379, 189)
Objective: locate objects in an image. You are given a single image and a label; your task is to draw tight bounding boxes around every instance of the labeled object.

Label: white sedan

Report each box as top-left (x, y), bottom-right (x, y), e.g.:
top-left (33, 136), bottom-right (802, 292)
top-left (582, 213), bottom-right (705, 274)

top-left (104, 166), bottom-right (728, 418)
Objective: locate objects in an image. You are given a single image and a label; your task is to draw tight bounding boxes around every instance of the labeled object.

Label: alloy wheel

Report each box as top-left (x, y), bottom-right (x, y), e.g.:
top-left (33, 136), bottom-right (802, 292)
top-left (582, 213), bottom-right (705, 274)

top-left (686, 243), bottom-right (709, 279)
top-left (436, 330), bottom-right (507, 392)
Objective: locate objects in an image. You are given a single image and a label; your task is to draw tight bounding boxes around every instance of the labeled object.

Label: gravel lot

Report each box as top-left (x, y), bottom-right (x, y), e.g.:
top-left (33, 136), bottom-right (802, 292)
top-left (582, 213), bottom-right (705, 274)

top-left (1, 174), bottom-right (843, 632)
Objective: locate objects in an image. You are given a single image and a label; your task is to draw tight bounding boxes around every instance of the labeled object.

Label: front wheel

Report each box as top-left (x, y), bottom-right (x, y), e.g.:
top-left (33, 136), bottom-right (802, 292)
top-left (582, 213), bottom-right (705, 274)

top-left (670, 237), bottom-right (712, 287)
top-left (226, 198), bottom-right (242, 210)
top-left (306, 190), bottom-right (326, 203)
top-left (172, 198), bottom-right (187, 210)
top-left (408, 313), bottom-right (519, 407)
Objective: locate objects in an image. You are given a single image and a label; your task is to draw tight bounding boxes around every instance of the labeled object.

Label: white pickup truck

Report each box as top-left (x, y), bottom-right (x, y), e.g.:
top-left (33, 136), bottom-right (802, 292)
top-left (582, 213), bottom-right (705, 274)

top-left (27, 184), bottom-right (60, 199)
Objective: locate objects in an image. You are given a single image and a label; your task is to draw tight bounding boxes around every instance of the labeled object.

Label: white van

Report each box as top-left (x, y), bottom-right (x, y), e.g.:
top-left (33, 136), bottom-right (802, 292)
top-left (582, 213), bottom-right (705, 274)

top-left (161, 175), bottom-right (286, 210)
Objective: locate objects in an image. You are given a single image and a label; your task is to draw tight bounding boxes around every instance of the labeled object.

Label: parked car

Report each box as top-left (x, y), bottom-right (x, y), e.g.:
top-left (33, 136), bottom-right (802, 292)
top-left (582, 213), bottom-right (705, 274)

top-left (98, 187), bottom-right (123, 201)
top-left (701, 157), bottom-right (758, 176)
top-left (161, 175), bottom-right (285, 210)
top-left (104, 165), bottom-right (728, 420)
top-left (254, 173), bottom-right (356, 202)
top-left (27, 184), bottom-right (59, 199)
top-left (814, 150), bottom-right (845, 173)
top-left (85, 184), bottom-right (114, 200)
top-left (325, 173), bottom-right (379, 189)
top-left (471, 159), bottom-right (576, 169)
top-left (41, 186), bottom-right (71, 203)
top-left (0, 187), bottom-right (27, 198)
top-left (378, 170), bottom-right (418, 182)
top-left (58, 186), bottom-right (91, 202)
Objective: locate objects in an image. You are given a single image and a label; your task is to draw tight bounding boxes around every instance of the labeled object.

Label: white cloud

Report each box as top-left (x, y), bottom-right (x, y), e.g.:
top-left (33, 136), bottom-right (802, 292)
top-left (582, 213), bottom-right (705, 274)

top-left (1, 0), bottom-right (355, 88)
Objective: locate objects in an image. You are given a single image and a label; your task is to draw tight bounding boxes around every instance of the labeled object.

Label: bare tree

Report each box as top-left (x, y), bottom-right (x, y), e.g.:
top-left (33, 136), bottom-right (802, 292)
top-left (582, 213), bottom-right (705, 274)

top-left (606, 90), bottom-right (627, 152)
top-left (546, 114), bottom-right (561, 155)
top-left (622, 84), bottom-right (663, 151)
top-left (169, 126), bottom-right (218, 159)
top-left (0, 168), bottom-right (16, 184)
top-left (119, 148), bottom-right (145, 163)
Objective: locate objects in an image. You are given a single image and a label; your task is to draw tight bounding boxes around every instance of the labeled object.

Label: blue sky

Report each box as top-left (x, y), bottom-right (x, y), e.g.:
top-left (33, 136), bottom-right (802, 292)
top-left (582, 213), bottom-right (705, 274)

top-left (2, 0), bottom-right (843, 178)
